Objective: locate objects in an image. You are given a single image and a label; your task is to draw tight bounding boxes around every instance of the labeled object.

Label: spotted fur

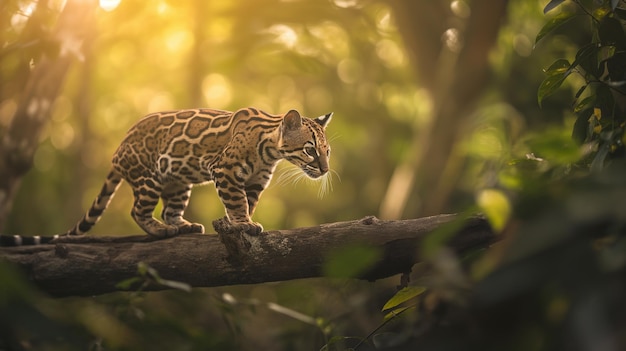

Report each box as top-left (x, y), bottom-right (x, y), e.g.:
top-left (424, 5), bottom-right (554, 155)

top-left (1, 107), bottom-right (332, 245)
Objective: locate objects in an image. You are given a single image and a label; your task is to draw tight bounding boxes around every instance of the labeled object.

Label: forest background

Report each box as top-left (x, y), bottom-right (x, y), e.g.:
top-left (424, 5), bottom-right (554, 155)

top-left (2, 0), bottom-right (626, 350)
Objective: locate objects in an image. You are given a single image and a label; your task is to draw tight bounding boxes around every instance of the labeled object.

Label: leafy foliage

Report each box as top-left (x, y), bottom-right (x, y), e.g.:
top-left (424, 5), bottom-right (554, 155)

top-left (537, 0), bottom-right (626, 168)
top-left (381, 286), bottom-right (425, 313)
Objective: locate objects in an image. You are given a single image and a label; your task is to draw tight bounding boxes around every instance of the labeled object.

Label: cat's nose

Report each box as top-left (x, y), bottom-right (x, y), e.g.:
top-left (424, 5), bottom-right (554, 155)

top-left (319, 161), bottom-right (329, 174)
top-left (317, 155), bottom-right (330, 174)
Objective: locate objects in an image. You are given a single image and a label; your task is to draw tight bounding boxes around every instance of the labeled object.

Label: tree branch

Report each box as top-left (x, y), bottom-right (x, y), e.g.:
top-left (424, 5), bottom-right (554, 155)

top-left (0, 215), bottom-right (495, 297)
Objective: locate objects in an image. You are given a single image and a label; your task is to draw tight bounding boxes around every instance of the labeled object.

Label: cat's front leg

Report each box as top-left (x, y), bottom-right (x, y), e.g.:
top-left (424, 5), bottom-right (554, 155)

top-left (212, 168), bottom-right (263, 235)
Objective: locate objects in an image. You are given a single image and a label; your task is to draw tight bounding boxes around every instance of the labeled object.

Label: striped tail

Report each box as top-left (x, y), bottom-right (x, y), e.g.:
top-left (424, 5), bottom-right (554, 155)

top-left (0, 234), bottom-right (59, 246)
top-left (66, 169), bottom-right (123, 236)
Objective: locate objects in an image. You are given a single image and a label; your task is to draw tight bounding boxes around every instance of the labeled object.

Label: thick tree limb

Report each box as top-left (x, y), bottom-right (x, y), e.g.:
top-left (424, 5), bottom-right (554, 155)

top-left (0, 215), bottom-right (495, 297)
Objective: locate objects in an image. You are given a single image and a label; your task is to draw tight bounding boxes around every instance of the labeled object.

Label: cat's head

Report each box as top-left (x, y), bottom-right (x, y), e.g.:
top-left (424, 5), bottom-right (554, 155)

top-left (279, 109), bottom-right (332, 179)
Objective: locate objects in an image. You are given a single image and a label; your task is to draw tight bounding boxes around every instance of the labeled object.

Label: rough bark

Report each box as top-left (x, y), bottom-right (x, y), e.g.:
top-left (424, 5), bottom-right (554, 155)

top-left (0, 214), bottom-right (496, 298)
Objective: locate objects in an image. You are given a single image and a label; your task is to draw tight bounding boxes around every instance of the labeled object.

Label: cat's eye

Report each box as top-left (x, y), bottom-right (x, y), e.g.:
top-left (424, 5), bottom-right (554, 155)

top-left (304, 146), bottom-right (317, 157)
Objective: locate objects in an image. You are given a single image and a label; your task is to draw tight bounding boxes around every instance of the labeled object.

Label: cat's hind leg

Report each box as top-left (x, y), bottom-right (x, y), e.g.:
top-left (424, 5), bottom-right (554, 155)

top-left (130, 178), bottom-right (179, 237)
top-left (160, 183), bottom-right (204, 234)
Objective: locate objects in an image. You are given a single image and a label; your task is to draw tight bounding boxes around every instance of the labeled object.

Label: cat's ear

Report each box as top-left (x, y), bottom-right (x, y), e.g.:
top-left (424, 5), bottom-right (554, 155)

top-left (283, 109), bottom-right (302, 132)
top-left (314, 112), bottom-right (333, 128)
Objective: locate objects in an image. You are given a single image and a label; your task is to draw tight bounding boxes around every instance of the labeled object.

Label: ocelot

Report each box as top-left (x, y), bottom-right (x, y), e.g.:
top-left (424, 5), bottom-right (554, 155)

top-left (0, 107), bottom-right (332, 246)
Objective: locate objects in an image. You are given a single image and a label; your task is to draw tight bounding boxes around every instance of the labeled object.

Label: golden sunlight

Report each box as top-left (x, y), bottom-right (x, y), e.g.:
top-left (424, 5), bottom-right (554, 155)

top-left (99, 0), bottom-right (121, 12)
top-left (267, 24), bottom-right (298, 48)
top-left (202, 74), bottom-right (233, 108)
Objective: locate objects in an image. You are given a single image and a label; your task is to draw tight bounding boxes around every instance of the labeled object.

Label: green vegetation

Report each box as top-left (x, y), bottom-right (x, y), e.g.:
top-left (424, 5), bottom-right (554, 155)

top-left (2, 0), bottom-right (626, 349)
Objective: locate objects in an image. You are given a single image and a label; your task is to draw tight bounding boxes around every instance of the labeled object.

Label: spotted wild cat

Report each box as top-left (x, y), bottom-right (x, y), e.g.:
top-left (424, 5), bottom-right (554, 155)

top-left (0, 107), bottom-right (332, 245)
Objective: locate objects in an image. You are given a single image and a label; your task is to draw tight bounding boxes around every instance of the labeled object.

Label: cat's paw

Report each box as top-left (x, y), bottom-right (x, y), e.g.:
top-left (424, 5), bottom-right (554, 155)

top-left (231, 221), bottom-right (264, 236)
top-left (177, 222), bottom-right (205, 234)
top-left (148, 224), bottom-right (179, 238)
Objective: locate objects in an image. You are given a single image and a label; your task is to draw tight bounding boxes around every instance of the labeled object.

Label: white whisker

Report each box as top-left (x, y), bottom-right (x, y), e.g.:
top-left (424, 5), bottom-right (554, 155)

top-left (274, 164), bottom-right (337, 199)
top-left (317, 168), bottom-right (340, 198)
top-left (329, 169), bottom-right (341, 183)
top-left (328, 132), bottom-right (342, 143)
top-left (317, 173), bottom-right (330, 199)
top-left (275, 165), bottom-right (306, 187)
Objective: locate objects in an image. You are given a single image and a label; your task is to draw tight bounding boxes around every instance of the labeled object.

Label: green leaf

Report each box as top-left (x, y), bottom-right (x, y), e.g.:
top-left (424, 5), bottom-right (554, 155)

top-left (597, 46), bottom-right (616, 70)
top-left (137, 261), bottom-right (149, 276)
top-left (381, 286), bottom-right (426, 312)
top-left (593, 5), bottom-right (612, 21)
top-left (574, 95), bottom-right (595, 113)
top-left (477, 189), bottom-right (511, 232)
top-left (574, 84), bottom-right (588, 99)
top-left (538, 59), bottom-right (574, 106)
top-left (383, 306), bottom-right (415, 322)
top-left (575, 43), bottom-right (600, 61)
top-left (115, 277), bottom-right (143, 290)
top-left (323, 244), bottom-right (381, 278)
top-left (535, 11), bottom-right (576, 44)
top-left (573, 42), bottom-right (601, 76)
top-left (538, 72), bottom-right (567, 106)
top-left (543, 58), bottom-right (571, 75)
top-left (543, 0), bottom-right (566, 14)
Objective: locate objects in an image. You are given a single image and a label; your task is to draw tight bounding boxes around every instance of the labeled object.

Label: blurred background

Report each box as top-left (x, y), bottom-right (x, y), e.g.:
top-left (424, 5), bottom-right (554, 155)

top-left (3, 0), bottom-right (626, 350)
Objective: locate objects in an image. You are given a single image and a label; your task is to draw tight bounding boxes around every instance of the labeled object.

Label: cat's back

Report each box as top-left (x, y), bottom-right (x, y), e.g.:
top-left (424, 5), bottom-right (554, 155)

top-left (119, 109), bottom-right (231, 147)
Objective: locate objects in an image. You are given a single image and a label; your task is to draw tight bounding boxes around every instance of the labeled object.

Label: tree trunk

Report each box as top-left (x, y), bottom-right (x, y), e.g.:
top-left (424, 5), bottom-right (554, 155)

top-left (0, 214), bottom-right (496, 297)
top-left (0, 0), bottom-right (96, 230)
top-left (381, 1), bottom-right (509, 218)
